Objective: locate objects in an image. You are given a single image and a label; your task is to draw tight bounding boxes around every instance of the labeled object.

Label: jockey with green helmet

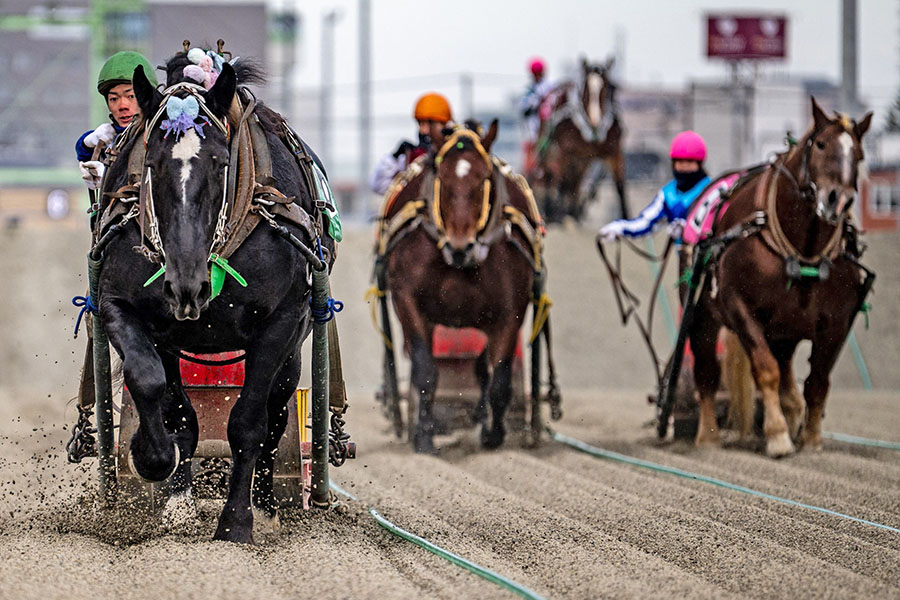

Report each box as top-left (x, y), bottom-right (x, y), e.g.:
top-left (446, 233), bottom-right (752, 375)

top-left (76, 51), bottom-right (158, 188)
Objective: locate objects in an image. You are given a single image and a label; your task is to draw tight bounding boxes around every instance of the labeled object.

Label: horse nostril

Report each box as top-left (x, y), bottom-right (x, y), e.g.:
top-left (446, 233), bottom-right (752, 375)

top-left (198, 280), bottom-right (211, 303)
top-left (163, 280), bottom-right (176, 303)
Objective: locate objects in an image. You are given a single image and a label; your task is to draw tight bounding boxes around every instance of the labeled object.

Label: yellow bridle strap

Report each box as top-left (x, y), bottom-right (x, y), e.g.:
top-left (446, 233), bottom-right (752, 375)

top-left (476, 179), bottom-right (492, 231)
top-left (433, 178), bottom-right (443, 231)
top-left (435, 129), bottom-right (492, 170)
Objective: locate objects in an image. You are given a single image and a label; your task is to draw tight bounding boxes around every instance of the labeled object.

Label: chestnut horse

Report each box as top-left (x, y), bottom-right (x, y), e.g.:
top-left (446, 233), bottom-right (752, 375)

top-left (687, 98), bottom-right (873, 457)
top-left (534, 57), bottom-right (627, 223)
top-left (381, 122), bottom-right (543, 453)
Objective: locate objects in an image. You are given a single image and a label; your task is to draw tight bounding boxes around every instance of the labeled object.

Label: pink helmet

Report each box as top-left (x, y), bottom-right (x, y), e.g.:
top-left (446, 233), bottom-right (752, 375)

top-left (529, 57), bottom-right (546, 77)
top-left (669, 131), bottom-right (707, 161)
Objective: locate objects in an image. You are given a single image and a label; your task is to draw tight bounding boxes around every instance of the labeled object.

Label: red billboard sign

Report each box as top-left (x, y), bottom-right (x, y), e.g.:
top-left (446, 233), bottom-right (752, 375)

top-left (706, 15), bottom-right (787, 60)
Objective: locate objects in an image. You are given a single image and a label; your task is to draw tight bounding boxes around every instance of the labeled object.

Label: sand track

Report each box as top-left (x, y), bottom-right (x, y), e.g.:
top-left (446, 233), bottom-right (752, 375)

top-left (1, 221), bottom-right (898, 599)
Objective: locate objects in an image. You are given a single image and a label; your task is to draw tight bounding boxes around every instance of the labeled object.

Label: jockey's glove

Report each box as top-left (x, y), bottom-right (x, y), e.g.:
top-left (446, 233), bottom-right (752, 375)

top-left (84, 123), bottom-right (116, 148)
top-left (598, 222), bottom-right (623, 243)
top-left (79, 160), bottom-right (105, 190)
top-left (666, 219), bottom-right (685, 240)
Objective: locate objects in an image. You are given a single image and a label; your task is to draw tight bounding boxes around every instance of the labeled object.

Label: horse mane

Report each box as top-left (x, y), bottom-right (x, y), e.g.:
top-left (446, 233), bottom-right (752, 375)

top-left (163, 52), bottom-right (266, 87)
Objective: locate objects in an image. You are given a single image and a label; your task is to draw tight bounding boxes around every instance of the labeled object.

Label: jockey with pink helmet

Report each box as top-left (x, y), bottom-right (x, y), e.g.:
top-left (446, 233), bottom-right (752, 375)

top-left (599, 130), bottom-right (710, 243)
top-left (520, 56), bottom-right (555, 146)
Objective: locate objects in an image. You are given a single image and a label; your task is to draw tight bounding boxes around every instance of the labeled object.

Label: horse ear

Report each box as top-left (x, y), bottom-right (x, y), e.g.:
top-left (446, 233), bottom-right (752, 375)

top-left (855, 111), bottom-right (873, 140)
top-left (580, 56), bottom-right (589, 73)
top-left (133, 64), bottom-right (162, 121)
top-left (811, 96), bottom-right (829, 130)
top-left (205, 62), bottom-right (236, 118)
top-left (481, 119), bottom-right (499, 154)
top-left (605, 56), bottom-right (616, 72)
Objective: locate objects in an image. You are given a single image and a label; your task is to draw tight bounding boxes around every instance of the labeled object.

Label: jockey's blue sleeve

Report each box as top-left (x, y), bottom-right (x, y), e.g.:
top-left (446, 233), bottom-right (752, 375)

top-left (614, 187), bottom-right (667, 238)
top-left (75, 130), bottom-right (94, 162)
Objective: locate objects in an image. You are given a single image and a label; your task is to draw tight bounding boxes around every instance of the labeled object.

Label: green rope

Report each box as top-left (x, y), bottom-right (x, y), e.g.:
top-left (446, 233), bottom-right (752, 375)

top-left (859, 301), bottom-right (872, 330)
top-left (548, 429), bottom-right (900, 534)
top-left (330, 483), bottom-right (546, 600)
top-left (822, 431), bottom-right (900, 451)
top-left (143, 265), bottom-right (165, 287)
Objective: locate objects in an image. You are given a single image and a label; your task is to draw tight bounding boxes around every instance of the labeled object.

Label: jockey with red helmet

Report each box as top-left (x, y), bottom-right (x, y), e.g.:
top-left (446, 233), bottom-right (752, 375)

top-left (599, 131), bottom-right (710, 243)
top-left (369, 92), bottom-right (454, 196)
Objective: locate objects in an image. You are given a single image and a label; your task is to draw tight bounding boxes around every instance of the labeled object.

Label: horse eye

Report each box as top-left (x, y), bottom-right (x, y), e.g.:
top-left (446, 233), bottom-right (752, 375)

top-left (815, 141), bottom-right (826, 150)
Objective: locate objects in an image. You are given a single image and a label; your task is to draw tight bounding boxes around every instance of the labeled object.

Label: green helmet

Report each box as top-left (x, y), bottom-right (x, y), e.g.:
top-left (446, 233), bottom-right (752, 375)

top-left (97, 51), bottom-right (158, 96)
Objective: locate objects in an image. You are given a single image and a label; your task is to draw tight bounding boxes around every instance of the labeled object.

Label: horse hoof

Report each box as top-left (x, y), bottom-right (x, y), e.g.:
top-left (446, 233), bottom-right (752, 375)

top-left (694, 429), bottom-right (720, 448)
top-left (413, 433), bottom-right (438, 455)
top-left (480, 425), bottom-right (505, 449)
top-left (252, 507), bottom-right (281, 534)
top-left (161, 491), bottom-right (197, 531)
top-left (766, 432), bottom-right (795, 458)
top-left (213, 523), bottom-right (254, 545)
top-left (128, 442), bottom-right (180, 482)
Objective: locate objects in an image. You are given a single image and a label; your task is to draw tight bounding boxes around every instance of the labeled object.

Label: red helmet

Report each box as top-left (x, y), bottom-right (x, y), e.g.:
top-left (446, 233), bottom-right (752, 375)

top-left (529, 57), bottom-right (546, 77)
top-left (669, 131), bottom-right (707, 161)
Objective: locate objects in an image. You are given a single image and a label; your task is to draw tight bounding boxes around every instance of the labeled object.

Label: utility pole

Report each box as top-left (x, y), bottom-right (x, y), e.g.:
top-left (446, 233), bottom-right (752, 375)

top-left (460, 72), bottom-right (474, 119)
top-left (358, 0), bottom-right (372, 214)
top-left (841, 0), bottom-right (859, 113)
top-left (320, 9), bottom-right (340, 172)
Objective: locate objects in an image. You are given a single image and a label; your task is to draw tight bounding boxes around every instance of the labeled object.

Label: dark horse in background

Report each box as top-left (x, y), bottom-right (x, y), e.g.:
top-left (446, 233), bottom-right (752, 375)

top-left (98, 56), bottom-right (334, 543)
top-left (383, 122), bottom-right (540, 453)
top-left (533, 57), bottom-right (628, 223)
top-left (688, 98), bottom-right (872, 457)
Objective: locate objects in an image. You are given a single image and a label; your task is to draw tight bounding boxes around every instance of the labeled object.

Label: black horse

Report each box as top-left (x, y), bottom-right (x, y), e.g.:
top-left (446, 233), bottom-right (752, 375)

top-left (98, 57), bottom-right (334, 543)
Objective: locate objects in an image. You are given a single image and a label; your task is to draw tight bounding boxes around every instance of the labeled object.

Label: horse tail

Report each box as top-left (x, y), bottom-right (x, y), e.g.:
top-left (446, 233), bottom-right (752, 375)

top-left (723, 329), bottom-right (754, 438)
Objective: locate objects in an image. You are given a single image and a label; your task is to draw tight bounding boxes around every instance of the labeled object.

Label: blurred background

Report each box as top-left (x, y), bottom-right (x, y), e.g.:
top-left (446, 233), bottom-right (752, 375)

top-left (0, 0), bottom-right (898, 226)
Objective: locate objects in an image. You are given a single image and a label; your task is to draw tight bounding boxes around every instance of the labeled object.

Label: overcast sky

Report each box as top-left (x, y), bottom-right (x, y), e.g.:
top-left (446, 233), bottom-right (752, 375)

top-left (284, 0), bottom-right (897, 122)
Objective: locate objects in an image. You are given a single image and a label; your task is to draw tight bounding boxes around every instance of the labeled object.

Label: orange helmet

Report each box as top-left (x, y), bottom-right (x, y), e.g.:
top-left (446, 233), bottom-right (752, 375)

top-left (414, 92), bottom-right (452, 123)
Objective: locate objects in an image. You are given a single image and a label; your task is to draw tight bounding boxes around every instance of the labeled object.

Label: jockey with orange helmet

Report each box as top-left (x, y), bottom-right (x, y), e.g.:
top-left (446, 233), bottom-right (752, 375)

top-left (369, 92), bottom-right (453, 196)
top-left (599, 131), bottom-right (710, 243)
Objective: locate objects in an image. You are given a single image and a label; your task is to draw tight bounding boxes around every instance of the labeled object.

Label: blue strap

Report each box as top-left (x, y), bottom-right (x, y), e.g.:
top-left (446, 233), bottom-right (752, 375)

top-left (309, 296), bottom-right (344, 323)
top-left (71, 295), bottom-right (98, 337)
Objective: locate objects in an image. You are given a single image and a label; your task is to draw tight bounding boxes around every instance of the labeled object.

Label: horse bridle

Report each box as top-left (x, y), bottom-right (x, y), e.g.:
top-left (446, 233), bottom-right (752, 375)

top-left (139, 82), bottom-right (231, 271)
top-left (430, 129), bottom-right (496, 244)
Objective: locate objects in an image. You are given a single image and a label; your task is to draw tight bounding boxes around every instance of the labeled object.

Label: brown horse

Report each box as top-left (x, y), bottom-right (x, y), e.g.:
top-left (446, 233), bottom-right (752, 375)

top-left (688, 98), bottom-right (873, 457)
top-left (534, 57), bottom-right (627, 223)
top-left (379, 122), bottom-right (544, 453)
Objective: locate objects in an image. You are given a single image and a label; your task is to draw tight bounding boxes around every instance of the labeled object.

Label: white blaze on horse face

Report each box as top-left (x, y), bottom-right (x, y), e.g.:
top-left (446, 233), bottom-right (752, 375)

top-left (587, 73), bottom-right (602, 127)
top-left (171, 129), bottom-right (201, 204)
top-left (838, 131), bottom-right (854, 187)
top-left (455, 159), bottom-right (471, 179)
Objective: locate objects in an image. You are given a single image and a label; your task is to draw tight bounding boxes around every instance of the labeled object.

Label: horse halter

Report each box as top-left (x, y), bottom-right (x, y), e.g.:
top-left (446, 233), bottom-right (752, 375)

top-left (795, 115), bottom-right (860, 224)
top-left (139, 81), bottom-right (231, 273)
top-left (431, 128), bottom-right (494, 239)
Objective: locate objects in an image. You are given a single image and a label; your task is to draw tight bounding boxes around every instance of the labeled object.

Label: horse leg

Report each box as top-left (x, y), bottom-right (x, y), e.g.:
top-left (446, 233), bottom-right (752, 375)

top-left (472, 349), bottom-right (489, 425)
top-left (251, 347), bottom-right (302, 529)
top-left (738, 328), bottom-right (794, 458)
top-left (104, 303), bottom-right (178, 482)
top-left (409, 333), bottom-right (438, 454)
top-left (771, 340), bottom-right (805, 444)
top-left (608, 150), bottom-right (628, 219)
top-left (803, 335), bottom-right (843, 451)
top-left (214, 312), bottom-right (301, 543)
top-left (392, 294), bottom-right (437, 453)
top-left (481, 325), bottom-right (519, 449)
top-left (159, 352), bottom-right (199, 526)
top-left (689, 309), bottom-right (722, 447)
